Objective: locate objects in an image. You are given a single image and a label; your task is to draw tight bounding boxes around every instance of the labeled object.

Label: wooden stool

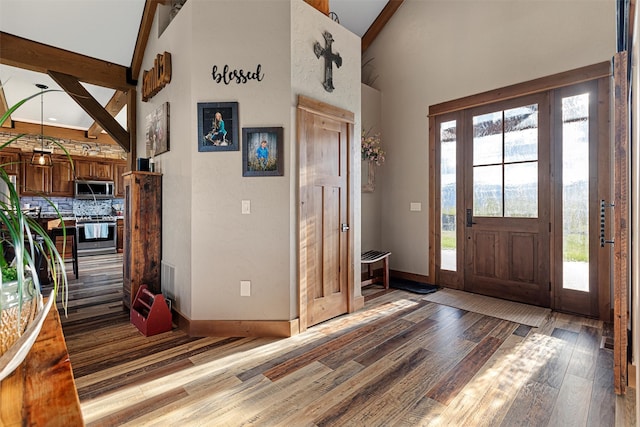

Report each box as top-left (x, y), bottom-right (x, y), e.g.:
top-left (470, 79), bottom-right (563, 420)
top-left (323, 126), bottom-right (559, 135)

top-left (50, 227), bottom-right (78, 279)
top-left (361, 250), bottom-right (391, 289)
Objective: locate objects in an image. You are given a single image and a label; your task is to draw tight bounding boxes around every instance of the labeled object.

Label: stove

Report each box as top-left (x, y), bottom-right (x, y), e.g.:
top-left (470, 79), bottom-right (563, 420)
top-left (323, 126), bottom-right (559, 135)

top-left (75, 215), bottom-right (118, 256)
top-left (75, 215), bottom-right (118, 223)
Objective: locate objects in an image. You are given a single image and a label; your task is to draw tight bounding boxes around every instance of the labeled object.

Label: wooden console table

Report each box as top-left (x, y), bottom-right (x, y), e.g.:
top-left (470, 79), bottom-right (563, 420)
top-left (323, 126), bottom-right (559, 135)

top-left (361, 250), bottom-right (391, 289)
top-left (0, 306), bottom-right (83, 426)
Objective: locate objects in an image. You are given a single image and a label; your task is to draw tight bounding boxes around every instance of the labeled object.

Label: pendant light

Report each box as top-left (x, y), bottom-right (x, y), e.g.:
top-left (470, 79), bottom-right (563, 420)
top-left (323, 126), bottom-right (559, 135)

top-left (30, 83), bottom-right (53, 167)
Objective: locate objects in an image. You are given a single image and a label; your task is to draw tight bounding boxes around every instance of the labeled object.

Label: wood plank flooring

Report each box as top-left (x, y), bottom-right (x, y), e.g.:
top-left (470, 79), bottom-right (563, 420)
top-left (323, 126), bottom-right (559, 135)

top-left (54, 254), bottom-right (628, 426)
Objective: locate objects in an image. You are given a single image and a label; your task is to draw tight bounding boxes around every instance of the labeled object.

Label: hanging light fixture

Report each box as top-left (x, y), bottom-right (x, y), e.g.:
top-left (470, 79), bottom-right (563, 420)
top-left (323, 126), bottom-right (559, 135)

top-left (30, 83), bottom-right (53, 167)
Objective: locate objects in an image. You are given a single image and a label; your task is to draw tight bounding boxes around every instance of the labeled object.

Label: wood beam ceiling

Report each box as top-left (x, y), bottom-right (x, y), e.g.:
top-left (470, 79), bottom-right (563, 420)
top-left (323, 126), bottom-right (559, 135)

top-left (10, 121), bottom-right (119, 145)
top-left (85, 0), bottom-right (160, 143)
top-left (0, 32), bottom-right (133, 91)
top-left (48, 71), bottom-right (130, 151)
top-left (362, 0), bottom-right (404, 52)
top-left (86, 90), bottom-right (128, 138)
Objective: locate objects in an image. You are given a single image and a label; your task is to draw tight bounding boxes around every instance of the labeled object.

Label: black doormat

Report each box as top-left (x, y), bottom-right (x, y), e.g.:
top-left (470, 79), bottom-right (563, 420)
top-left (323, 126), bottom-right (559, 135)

top-left (390, 279), bottom-right (439, 294)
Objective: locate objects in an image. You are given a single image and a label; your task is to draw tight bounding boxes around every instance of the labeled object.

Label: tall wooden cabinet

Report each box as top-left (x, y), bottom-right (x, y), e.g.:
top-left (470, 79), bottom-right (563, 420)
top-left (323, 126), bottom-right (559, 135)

top-left (123, 172), bottom-right (162, 309)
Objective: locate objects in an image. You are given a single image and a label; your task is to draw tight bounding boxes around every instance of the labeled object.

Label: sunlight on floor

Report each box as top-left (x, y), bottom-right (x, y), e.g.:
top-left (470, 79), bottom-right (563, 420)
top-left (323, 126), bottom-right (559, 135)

top-left (80, 298), bottom-right (420, 423)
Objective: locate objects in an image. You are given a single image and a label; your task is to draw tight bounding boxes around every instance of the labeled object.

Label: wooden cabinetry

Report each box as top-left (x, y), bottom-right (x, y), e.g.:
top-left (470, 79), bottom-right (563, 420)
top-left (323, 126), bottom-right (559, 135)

top-left (20, 154), bottom-right (48, 195)
top-left (114, 162), bottom-right (128, 197)
top-left (117, 218), bottom-right (124, 252)
top-left (50, 156), bottom-right (74, 196)
top-left (20, 155), bottom-right (75, 197)
top-left (75, 158), bottom-right (114, 180)
top-left (123, 172), bottom-right (162, 309)
top-left (0, 149), bottom-right (21, 174)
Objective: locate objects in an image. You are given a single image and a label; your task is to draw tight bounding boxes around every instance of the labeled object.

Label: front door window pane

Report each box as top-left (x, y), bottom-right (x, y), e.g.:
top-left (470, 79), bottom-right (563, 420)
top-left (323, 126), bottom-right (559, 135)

top-left (440, 120), bottom-right (457, 271)
top-left (473, 165), bottom-right (503, 217)
top-left (504, 162), bottom-right (538, 217)
top-left (504, 105), bottom-right (538, 163)
top-left (473, 112), bottom-right (503, 166)
top-left (562, 93), bottom-right (590, 292)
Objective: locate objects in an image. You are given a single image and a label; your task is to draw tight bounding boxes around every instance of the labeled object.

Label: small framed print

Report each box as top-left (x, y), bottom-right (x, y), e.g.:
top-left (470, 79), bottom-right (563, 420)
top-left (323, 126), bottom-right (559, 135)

top-left (145, 102), bottom-right (170, 157)
top-left (242, 127), bottom-right (284, 177)
top-left (197, 101), bottom-right (239, 152)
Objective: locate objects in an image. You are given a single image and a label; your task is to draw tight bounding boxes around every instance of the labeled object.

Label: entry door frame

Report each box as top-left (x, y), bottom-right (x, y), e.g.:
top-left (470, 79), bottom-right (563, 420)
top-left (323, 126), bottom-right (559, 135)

top-left (297, 95), bottom-right (358, 333)
top-left (429, 61), bottom-right (612, 317)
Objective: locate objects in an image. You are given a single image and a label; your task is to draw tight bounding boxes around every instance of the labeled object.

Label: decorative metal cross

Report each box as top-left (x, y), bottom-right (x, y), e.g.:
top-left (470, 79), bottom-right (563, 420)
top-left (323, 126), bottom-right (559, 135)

top-left (314, 31), bottom-right (342, 92)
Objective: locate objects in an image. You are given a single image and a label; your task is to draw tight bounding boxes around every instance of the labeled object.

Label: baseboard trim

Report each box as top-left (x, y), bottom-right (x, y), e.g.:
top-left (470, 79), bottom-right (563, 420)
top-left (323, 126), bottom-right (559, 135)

top-left (172, 309), bottom-right (300, 338)
top-left (390, 269), bottom-right (431, 284)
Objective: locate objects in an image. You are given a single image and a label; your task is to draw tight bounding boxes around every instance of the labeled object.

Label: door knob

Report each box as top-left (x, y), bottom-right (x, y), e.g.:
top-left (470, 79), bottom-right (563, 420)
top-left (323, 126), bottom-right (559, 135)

top-left (341, 224), bottom-right (350, 232)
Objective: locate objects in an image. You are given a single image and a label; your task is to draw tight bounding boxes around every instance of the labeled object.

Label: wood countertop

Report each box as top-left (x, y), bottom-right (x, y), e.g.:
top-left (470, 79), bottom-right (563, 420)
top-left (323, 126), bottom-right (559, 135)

top-left (0, 305), bottom-right (83, 426)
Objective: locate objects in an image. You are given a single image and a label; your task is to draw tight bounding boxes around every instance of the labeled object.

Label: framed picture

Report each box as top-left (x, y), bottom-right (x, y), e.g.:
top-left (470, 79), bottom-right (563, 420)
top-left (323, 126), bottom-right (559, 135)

top-left (145, 102), bottom-right (170, 157)
top-left (197, 102), bottom-right (239, 152)
top-left (242, 127), bottom-right (284, 177)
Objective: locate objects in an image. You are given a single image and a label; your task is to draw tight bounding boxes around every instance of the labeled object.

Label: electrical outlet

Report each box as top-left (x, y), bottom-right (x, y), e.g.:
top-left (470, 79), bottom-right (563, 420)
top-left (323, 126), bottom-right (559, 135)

top-left (242, 200), bottom-right (251, 214)
top-left (240, 280), bottom-right (251, 296)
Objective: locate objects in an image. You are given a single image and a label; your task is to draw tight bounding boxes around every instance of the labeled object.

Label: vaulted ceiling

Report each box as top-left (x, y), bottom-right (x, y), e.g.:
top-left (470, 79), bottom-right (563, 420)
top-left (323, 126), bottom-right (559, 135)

top-left (0, 0), bottom-right (402, 147)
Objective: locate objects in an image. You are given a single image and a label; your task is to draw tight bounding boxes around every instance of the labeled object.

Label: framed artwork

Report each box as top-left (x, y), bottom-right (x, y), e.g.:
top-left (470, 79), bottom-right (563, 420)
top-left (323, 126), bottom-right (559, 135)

top-left (197, 102), bottom-right (239, 152)
top-left (242, 127), bottom-right (284, 177)
top-left (145, 102), bottom-right (170, 157)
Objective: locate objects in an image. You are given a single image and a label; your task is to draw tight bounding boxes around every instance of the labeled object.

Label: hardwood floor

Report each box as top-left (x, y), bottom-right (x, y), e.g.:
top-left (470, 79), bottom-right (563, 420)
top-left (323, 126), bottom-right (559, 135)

top-left (57, 254), bottom-right (627, 426)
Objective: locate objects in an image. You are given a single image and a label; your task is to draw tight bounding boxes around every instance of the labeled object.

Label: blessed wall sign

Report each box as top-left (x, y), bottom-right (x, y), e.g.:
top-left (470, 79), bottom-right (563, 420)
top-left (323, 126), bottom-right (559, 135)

top-left (211, 64), bottom-right (264, 85)
top-left (142, 51), bottom-right (172, 102)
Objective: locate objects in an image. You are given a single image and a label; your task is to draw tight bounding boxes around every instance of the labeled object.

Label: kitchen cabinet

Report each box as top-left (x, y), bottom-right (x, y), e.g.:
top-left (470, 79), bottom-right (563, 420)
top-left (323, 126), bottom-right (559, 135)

top-left (123, 172), bottom-right (162, 309)
top-left (20, 154), bottom-right (48, 195)
top-left (50, 157), bottom-right (74, 196)
top-left (114, 162), bottom-right (128, 197)
top-left (0, 149), bottom-right (21, 174)
top-left (75, 159), bottom-right (113, 180)
top-left (20, 154), bottom-right (74, 197)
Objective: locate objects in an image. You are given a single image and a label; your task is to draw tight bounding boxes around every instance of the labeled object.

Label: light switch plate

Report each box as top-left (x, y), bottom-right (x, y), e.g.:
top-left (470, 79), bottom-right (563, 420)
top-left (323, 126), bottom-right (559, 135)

top-left (242, 200), bottom-right (251, 214)
top-left (410, 202), bottom-right (422, 211)
top-left (240, 280), bottom-right (251, 296)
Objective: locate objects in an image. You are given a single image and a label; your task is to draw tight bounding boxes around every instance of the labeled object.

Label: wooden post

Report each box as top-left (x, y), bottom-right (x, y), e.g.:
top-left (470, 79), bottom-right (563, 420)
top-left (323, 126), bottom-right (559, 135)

top-left (613, 50), bottom-right (629, 395)
top-left (304, 0), bottom-right (329, 15)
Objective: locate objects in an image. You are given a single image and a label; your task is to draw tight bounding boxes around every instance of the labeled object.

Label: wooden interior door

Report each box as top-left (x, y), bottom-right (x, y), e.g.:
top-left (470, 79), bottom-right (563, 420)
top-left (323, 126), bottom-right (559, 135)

top-left (463, 94), bottom-right (551, 307)
top-left (298, 96), bottom-right (352, 329)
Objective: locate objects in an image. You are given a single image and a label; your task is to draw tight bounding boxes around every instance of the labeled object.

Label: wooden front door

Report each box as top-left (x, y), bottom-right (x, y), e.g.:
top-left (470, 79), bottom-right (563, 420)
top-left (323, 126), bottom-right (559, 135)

top-left (463, 94), bottom-right (551, 306)
top-left (298, 96), bottom-right (353, 330)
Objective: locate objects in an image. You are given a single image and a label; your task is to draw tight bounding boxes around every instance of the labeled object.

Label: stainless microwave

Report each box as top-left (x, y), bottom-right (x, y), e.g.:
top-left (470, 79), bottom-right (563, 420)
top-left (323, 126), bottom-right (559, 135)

top-left (74, 180), bottom-right (115, 199)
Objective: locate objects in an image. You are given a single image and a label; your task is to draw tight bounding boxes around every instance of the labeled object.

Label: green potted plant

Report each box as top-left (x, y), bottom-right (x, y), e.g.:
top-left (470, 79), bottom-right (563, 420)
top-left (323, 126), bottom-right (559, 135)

top-left (0, 89), bottom-right (70, 380)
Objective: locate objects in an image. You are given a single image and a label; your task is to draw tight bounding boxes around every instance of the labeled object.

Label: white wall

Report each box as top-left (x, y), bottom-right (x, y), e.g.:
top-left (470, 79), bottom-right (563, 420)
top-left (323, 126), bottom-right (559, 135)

top-left (138, 0), bottom-right (361, 323)
top-left (361, 83), bottom-right (383, 251)
top-left (365, 0), bottom-right (616, 276)
top-left (291, 0), bottom-right (363, 302)
top-left (138, 2), bottom-right (194, 317)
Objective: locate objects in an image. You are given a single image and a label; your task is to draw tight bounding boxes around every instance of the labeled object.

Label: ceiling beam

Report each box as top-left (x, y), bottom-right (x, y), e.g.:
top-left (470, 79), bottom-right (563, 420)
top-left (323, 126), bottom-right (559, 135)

top-left (362, 0), bottom-right (404, 52)
top-left (131, 0), bottom-right (162, 81)
top-left (86, 90), bottom-right (128, 138)
top-left (0, 32), bottom-right (133, 91)
top-left (0, 86), bottom-right (10, 128)
top-left (48, 71), bottom-right (130, 152)
top-left (86, 0), bottom-right (159, 140)
top-left (304, 0), bottom-right (329, 15)
top-left (8, 121), bottom-right (118, 145)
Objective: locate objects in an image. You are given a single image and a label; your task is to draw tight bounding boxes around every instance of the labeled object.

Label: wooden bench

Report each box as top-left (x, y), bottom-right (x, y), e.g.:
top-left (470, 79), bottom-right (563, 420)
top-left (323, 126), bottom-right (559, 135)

top-left (361, 250), bottom-right (391, 289)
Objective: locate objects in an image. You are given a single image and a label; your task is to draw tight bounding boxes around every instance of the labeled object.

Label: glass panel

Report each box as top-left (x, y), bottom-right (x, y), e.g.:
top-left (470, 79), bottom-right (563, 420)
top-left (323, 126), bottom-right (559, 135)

top-left (473, 111), bottom-right (503, 166)
top-left (562, 93), bottom-right (589, 292)
top-left (473, 165), bottom-right (503, 217)
top-left (504, 162), bottom-right (538, 217)
top-left (440, 120), bottom-right (456, 271)
top-left (504, 104), bottom-right (538, 163)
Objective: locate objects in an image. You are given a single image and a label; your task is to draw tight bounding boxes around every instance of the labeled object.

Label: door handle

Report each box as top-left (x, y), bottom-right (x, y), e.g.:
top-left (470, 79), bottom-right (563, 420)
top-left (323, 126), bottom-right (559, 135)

top-left (466, 209), bottom-right (476, 227)
top-left (600, 199), bottom-right (614, 247)
top-left (341, 224), bottom-right (350, 232)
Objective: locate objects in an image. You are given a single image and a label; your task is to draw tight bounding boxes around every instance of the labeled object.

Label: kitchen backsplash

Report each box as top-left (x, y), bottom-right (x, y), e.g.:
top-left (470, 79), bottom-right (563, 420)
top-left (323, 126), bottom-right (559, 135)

top-left (20, 196), bottom-right (124, 217)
